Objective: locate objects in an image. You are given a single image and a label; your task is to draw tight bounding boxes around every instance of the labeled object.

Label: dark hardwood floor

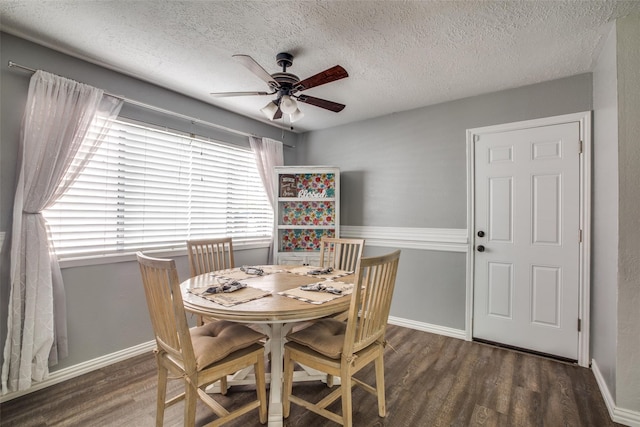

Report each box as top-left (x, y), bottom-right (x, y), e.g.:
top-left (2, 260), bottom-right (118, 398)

top-left (1, 325), bottom-right (619, 426)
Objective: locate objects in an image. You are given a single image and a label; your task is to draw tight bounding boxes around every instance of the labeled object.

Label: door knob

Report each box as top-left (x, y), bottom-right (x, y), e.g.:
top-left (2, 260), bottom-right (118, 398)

top-left (477, 231), bottom-right (485, 237)
top-left (477, 245), bottom-right (485, 252)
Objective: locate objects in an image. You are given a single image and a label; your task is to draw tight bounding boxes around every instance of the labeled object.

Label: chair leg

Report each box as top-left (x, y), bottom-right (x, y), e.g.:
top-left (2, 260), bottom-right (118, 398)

top-left (282, 348), bottom-right (294, 418)
top-left (184, 376), bottom-right (197, 426)
top-left (156, 365), bottom-right (168, 427)
top-left (220, 376), bottom-right (228, 395)
top-left (375, 353), bottom-right (386, 417)
top-left (341, 367), bottom-right (353, 427)
top-left (254, 354), bottom-right (268, 424)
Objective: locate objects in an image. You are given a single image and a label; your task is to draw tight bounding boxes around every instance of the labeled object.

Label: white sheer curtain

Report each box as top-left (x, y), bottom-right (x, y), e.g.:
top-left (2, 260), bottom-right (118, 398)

top-left (249, 136), bottom-right (284, 263)
top-left (2, 71), bottom-right (123, 393)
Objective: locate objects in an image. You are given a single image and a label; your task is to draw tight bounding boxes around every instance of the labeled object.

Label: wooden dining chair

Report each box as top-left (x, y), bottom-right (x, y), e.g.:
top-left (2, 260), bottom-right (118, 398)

top-left (318, 237), bottom-right (365, 272)
top-left (186, 237), bottom-right (235, 325)
top-left (136, 252), bottom-right (268, 427)
top-left (282, 250), bottom-right (401, 427)
top-left (187, 236), bottom-right (235, 276)
top-left (317, 237), bottom-right (365, 323)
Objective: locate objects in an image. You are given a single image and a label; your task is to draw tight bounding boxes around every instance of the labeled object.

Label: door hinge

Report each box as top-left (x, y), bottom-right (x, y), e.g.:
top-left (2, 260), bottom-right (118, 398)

top-left (579, 140), bottom-right (583, 154)
top-left (579, 229), bottom-right (583, 243)
top-left (578, 318), bottom-right (582, 332)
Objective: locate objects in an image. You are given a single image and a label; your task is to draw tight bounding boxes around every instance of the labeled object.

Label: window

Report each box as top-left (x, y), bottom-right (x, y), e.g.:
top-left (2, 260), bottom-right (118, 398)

top-left (44, 118), bottom-right (273, 259)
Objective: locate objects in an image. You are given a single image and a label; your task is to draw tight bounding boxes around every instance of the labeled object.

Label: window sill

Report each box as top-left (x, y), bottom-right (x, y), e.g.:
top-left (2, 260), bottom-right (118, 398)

top-left (57, 241), bottom-right (271, 269)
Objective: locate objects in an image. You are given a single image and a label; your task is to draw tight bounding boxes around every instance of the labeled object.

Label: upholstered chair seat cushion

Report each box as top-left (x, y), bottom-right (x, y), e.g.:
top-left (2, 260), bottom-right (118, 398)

top-left (286, 318), bottom-right (346, 359)
top-left (190, 320), bottom-right (266, 370)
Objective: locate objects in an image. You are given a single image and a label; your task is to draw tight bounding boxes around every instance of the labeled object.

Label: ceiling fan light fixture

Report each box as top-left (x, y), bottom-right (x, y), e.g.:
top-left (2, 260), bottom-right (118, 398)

top-left (279, 95), bottom-right (298, 114)
top-left (260, 101), bottom-right (279, 120)
top-left (289, 108), bottom-right (304, 123)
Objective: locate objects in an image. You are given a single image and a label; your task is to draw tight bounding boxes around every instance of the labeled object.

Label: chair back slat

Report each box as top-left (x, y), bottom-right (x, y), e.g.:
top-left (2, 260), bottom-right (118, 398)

top-left (187, 237), bottom-right (235, 276)
top-left (137, 253), bottom-right (196, 371)
top-left (319, 237), bottom-right (365, 271)
top-left (344, 250), bottom-right (401, 356)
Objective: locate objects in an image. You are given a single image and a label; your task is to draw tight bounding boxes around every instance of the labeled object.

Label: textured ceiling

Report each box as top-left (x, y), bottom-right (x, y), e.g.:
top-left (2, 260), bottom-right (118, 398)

top-left (1, 1), bottom-right (638, 132)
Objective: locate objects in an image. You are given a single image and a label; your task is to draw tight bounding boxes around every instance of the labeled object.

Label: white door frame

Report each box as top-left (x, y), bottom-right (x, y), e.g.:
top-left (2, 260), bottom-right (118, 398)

top-left (465, 111), bottom-right (592, 367)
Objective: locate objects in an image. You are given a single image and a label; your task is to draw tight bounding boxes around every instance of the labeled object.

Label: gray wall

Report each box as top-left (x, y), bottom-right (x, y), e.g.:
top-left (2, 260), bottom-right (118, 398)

top-left (294, 75), bottom-right (592, 228)
top-left (50, 248), bottom-right (267, 369)
top-left (614, 13), bottom-right (640, 412)
top-left (592, 22), bottom-right (619, 402)
top-left (592, 14), bottom-right (640, 414)
top-left (293, 75), bottom-right (592, 330)
top-left (0, 33), bottom-right (297, 370)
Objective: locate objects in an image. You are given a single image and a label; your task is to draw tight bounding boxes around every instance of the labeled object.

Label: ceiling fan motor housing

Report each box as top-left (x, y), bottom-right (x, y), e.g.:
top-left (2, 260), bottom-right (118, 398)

top-left (272, 72), bottom-right (300, 98)
top-left (273, 52), bottom-right (298, 98)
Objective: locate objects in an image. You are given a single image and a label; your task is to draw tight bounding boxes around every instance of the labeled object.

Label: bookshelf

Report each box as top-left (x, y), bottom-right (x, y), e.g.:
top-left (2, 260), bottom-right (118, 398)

top-left (274, 166), bottom-right (340, 265)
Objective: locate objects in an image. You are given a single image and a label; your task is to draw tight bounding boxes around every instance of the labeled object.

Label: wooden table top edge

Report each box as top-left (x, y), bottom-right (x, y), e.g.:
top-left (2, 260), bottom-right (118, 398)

top-left (180, 265), bottom-right (353, 323)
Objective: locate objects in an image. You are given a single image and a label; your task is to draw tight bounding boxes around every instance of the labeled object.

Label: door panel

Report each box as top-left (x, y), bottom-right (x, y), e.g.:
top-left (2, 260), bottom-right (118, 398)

top-left (488, 262), bottom-right (513, 318)
top-left (533, 174), bottom-right (561, 244)
top-left (531, 266), bottom-right (560, 326)
top-left (473, 122), bottom-right (580, 360)
top-left (489, 176), bottom-right (513, 242)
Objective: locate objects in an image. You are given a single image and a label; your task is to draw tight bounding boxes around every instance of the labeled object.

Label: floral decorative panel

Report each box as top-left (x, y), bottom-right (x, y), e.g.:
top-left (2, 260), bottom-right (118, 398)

top-left (280, 201), bottom-right (335, 226)
top-left (280, 228), bottom-right (336, 251)
top-left (295, 173), bottom-right (335, 198)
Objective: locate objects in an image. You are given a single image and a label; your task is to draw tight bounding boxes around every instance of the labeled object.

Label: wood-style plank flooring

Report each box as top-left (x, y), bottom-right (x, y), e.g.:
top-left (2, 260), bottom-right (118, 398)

top-left (1, 325), bottom-right (619, 426)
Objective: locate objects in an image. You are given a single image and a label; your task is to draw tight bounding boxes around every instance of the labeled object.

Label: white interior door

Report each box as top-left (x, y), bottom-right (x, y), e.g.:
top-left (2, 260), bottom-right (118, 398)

top-left (473, 121), bottom-right (581, 360)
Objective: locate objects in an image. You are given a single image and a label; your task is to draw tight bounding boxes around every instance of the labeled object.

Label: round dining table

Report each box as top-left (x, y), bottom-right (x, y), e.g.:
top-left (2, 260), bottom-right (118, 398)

top-left (180, 265), bottom-right (354, 427)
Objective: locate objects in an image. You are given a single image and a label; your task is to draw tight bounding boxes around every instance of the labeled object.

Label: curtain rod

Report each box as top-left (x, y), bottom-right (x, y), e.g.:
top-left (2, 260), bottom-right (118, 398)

top-left (7, 60), bottom-right (291, 144)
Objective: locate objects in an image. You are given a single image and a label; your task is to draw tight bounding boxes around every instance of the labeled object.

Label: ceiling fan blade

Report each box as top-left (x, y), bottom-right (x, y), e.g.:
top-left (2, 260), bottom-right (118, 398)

top-left (297, 95), bottom-right (345, 112)
top-left (295, 65), bottom-right (348, 91)
top-left (232, 54), bottom-right (279, 89)
top-left (273, 108), bottom-right (283, 120)
top-left (210, 91), bottom-right (273, 97)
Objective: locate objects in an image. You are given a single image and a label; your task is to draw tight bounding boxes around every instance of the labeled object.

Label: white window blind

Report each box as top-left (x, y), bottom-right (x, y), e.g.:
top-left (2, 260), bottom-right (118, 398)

top-left (44, 118), bottom-right (273, 259)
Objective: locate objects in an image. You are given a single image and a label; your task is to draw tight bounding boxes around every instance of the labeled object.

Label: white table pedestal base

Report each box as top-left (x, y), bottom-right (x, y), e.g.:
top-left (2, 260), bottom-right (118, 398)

top-left (205, 321), bottom-right (339, 426)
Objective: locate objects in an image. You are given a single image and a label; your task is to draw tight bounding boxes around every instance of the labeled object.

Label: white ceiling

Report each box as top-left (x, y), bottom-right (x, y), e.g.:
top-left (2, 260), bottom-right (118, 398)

top-left (1, 1), bottom-right (638, 133)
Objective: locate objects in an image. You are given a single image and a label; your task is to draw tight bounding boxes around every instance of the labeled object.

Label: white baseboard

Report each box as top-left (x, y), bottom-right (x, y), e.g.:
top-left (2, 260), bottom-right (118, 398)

top-left (592, 359), bottom-right (640, 427)
top-left (388, 316), bottom-right (467, 341)
top-left (0, 340), bottom-right (155, 403)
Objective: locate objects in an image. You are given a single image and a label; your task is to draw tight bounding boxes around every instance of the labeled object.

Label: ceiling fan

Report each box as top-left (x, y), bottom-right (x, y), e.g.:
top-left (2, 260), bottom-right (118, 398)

top-left (210, 52), bottom-right (348, 123)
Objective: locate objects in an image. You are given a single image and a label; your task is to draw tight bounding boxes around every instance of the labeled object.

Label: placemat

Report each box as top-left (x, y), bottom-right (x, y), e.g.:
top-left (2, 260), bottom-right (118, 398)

top-left (209, 266), bottom-right (283, 281)
top-left (285, 265), bottom-right (353, 280)
top-left (189, 285), bottom-right (272, 307)
top-left (278, 280), bottom-right (354, 304)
